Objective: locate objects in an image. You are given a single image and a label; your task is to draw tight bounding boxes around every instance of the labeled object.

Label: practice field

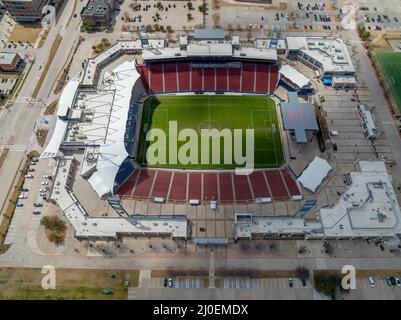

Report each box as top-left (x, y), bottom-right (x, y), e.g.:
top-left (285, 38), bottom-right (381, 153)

top-left (137, 95), bottom-right (284, 169)
top-left (375, 52), bottom-right (401, 112)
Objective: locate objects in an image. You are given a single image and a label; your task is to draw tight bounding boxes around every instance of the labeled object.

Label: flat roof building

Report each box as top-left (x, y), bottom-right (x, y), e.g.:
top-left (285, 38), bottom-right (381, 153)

top-left (280, 92), bottom-right (318, 143)
top-left (0, 52), bottom-right (22, 72)
top-left (81, 0), bottom-right (116, 28)
top-left (1, 0), bottom-right (63, 23)
top-left (285, 36), bottom-right (356, 80)
top-left (234, 161), bottom-right (401, 243)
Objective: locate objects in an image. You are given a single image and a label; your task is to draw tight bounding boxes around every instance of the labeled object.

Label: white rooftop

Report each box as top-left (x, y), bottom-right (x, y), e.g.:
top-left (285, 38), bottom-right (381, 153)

top-left (187, 43), bottom-right (233, 56)
top-left (286, 36), bottom-right (355, 74)
top-left (234, 214), bottom-right (323, 239)
top-left (51, 157), bottom-right (188, 239)
top-left (279, 64), bottom-right (310, 89)
top-left (0, 52), bottom-right (18, 65)
top-left (297, 157), bottom-right (332, 192)
top-left (87, 60), bottom-right (141, 198)
top-left (56, 78), bottom-right (80, 118)
top-left (233, 47), bottom-right (277, 61)
top-left (319, 161), bottom-right (401, 238)
top-left (233, 161), bottom-right (401, 240)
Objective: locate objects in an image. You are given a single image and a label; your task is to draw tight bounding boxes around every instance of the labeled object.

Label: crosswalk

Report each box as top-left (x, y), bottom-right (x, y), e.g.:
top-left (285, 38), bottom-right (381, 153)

top-left (127, 287), bottom-right (138, 300)
top-left (0, 144), bottom-right (27, 152)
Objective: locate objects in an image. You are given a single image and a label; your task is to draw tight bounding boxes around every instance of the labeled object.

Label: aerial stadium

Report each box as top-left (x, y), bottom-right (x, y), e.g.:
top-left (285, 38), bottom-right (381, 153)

top-left (42, 29), bottom-right (299, 203)
top-left (41, 29), bottom-right (401, 244)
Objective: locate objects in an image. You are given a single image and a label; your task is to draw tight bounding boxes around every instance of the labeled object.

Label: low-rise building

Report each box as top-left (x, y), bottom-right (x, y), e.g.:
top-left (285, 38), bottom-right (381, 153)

top-left (0, 52), bottom-right (22, 72)
top-left (80, 0), bottom-right (116, 30)
top-left (1, 0), bottom-right (62, 23)
top-left (285, 36), bottom-right (356, 86)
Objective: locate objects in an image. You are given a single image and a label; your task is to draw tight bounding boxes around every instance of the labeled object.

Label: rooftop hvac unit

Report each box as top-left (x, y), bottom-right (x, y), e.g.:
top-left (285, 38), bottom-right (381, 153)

top-left (84, 117), bottom-right (91, 122)
top-left (70, 137), bottom-right (76, 141)
top-left (73, 125), bottom-right (79, 130)
top-left (77, 134), bottom-right (87, 139)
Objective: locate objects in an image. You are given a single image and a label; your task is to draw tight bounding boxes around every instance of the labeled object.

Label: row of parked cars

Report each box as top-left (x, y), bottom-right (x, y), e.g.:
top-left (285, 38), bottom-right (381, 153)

top-left (368, 276), bottom-right (401, 287)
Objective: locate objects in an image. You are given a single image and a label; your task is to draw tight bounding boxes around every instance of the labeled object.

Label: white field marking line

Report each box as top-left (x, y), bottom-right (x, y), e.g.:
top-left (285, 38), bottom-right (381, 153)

top-left (250, 109), bottom-right (274, 140)
top-left (208, 95), bottom-right (211, 130)
top-left (250, 109), bottom-right (276, 153)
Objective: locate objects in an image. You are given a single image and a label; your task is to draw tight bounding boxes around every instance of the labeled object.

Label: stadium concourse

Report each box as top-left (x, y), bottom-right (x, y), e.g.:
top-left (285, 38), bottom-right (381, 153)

top-left (116, 169), bottom-right (302, 203)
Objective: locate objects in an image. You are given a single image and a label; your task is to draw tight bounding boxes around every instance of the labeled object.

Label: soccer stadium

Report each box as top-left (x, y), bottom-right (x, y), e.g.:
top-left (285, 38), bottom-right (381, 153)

top-left (36, 29), bottom-right (401, 244)
top-left (41, 29), bottom-right (299, 202)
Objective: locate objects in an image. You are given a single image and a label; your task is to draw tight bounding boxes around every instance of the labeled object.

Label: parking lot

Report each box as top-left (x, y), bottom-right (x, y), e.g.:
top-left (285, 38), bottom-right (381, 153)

top-left (114, 0), bottom-right (204, 33)
top-left (4, 157), bottom-right (54, 245)
top-left (148, 276), bottom-right (310, 289)
top-left (128, 275), bottom-right (314, 300)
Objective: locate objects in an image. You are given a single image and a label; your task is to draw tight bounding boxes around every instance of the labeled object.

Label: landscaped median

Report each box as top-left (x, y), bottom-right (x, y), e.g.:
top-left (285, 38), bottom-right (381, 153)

top-left (32, 34), bottom-right (63, 99)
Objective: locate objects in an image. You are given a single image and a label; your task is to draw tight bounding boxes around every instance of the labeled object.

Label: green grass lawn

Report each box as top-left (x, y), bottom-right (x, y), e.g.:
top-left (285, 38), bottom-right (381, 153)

top-left (375, 52), bottom-right (401, 112)
top-left (137, 95), bottom-right (284, 169)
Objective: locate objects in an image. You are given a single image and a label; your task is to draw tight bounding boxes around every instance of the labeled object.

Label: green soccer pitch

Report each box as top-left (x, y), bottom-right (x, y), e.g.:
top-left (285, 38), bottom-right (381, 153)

top-left (375, 52), bottom-right (401, 112)
top-left (136, 95), bottom-right (285, 169)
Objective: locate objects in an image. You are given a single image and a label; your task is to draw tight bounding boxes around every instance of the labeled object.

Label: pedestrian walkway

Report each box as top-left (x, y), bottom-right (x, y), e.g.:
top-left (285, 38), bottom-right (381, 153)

top-left (0, 144), bottom-right (27, 152)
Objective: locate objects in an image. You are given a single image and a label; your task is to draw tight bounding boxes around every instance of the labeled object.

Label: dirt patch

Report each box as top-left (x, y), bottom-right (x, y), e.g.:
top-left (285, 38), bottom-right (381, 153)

top-left (8, 24), bottom-right (42, 43)
top-left (36, 128), bottom-right (48, 148)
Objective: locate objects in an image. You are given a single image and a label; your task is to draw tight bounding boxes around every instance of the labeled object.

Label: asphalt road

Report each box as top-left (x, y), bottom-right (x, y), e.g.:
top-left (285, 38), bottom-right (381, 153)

top-left (0, 0), bottom-right (83, 221)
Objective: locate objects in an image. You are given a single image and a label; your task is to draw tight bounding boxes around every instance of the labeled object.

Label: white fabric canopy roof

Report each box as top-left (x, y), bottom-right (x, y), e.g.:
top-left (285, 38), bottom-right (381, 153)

top-left (40, 118), bottom-right (68, 158)
top-left (297, 156), bottom-right (332, 192)
top-left (279, 65), bottom-right (310, 89)
top-left (88, 61), bottom-right (141, 198)
top-left (56, 78), bottom-right (80, 117)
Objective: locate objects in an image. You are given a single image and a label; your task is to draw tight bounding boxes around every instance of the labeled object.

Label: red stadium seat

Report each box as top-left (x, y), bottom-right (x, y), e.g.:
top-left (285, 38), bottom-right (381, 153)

top-left (216, 67), bottom-right (228, 91)
top-left (150, 64), bottom-right (164, 93)
top-left (241, 64), bottom-right (255, 92)
top-left (203, 68), bottom-right (216, 91)
top-left (228, 67), bottom-right (241, 91)
top-left (177, 63), bottom-right (190, 91)
top-left (163, 63), bottom-right (178, 92)
top-left (191, 67), bottom-right (203, 91)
